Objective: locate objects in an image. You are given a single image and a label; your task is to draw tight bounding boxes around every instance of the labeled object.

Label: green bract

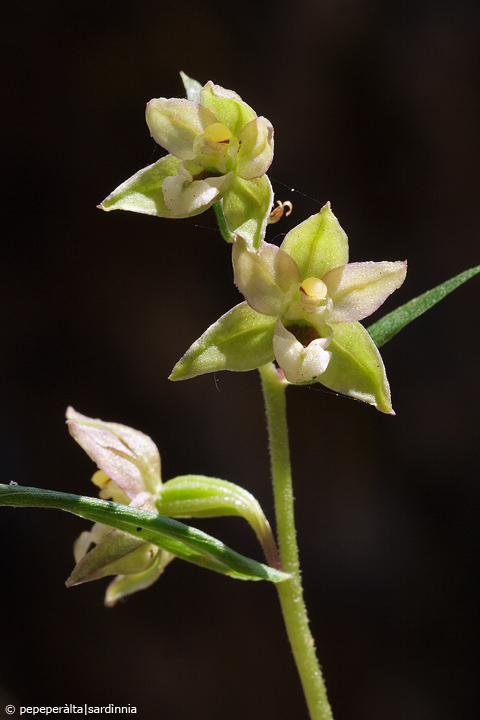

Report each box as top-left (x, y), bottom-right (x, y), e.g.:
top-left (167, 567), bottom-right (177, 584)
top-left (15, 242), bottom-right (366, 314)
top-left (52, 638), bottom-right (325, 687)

top-left (99, 77), bottom-right (274, 248)
top-left (171, 204), bottom-right (407, 414)
top-left (157, 475), bottom-right (279, 569)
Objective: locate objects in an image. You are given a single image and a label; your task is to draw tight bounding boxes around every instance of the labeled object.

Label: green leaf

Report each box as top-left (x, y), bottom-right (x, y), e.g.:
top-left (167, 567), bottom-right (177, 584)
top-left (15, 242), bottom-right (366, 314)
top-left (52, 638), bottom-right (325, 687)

top-left (367, 264), bottom-right (480, 347)
top-left (280, 203), bottom-right (349, 279)
top-left (180, 71), bottom-right (202, 103)
top-left (315, 322), bottom-right (393, 414)
top-left (157, 475), bottom-right (279, 567)
top-left (169, 302), bottom-right (276, 381)
top-left (0, 484), bottom-right (289, 583)
top-left (222, 175), bottom-right (273, 249)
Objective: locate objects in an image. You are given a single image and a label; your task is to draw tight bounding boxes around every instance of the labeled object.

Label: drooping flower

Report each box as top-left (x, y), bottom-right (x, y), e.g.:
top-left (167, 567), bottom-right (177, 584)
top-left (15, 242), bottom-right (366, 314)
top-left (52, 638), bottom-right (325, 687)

top-left (170, 204), bottom-right (407, 414)
top-left (65, 407), bottom-right (173, 607)
top-left (100, 78), bottom-right (274, 247)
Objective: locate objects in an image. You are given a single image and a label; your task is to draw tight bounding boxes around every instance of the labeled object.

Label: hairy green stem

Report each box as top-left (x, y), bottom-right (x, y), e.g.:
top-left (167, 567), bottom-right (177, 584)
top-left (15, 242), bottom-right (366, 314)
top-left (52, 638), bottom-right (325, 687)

top-left (259, 363), bottom-right (333, 720)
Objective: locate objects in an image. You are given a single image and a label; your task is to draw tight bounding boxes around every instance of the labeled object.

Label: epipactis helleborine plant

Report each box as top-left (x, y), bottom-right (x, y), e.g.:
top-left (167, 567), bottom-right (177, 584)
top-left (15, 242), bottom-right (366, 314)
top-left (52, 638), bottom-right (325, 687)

top-left (100, 79), bottom-right (274, 247)
top-left (171, 203), bottom-right (407, 414)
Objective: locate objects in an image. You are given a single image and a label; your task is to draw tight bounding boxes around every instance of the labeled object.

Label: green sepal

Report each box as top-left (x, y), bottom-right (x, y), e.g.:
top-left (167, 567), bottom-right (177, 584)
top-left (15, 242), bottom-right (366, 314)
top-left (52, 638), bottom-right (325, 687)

top-left (281, 203), bottom-right (349, 279)
top-left (180, 71), bottom-right (202, 103)
top-left (169, 302), bottom-right (276, 381)
top-left (313, 322), bottom-right (393, 414)
top-left (104, 552), bottom-right (173, 607)
top-left (157, 475), bottom-right (278, 566)
top-left (213, 200), bottom-right (235, 243)
top-left (367, 263), bottom-right (480, 347)
top-left (99, 155), bottom-right (179, 216)
top-left (99, 155), bottom-right (216, 219)
top-left (66, 528), bottom-right (158, 585)
top-left (0, 484), bottom-right (289, 583)
top-left (201, 83), bottom-right (256, 136)
top-left (222, 175), bottom-right (273, 249)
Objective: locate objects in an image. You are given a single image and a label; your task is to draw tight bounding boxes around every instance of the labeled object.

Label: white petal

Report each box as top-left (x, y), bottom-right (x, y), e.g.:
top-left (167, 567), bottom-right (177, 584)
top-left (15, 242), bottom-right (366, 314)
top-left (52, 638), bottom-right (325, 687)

top-left (146, 98), bottom-right (218, 160)
top-left (324, 261), bottom-right (407, 323)
top-left (73, 530), bottom-right (95, 563)
top-left (236, 117), bottom-right (274, 179)
top-left (232, 236), bottom-right (301, 316)
top-left (73, 523), bottom-right (110, 562)
top-left (273, 320), bottom-right (332, 384)
top-left (162, 171), bottom-right (232, 215)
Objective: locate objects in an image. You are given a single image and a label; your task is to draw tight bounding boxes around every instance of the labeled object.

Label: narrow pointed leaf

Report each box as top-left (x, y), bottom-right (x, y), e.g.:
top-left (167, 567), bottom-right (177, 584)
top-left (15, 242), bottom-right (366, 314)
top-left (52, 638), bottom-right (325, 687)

top-left (367, 264), bottom-right (480, 347)
top-left (0, 484), bottom-right (289, 582)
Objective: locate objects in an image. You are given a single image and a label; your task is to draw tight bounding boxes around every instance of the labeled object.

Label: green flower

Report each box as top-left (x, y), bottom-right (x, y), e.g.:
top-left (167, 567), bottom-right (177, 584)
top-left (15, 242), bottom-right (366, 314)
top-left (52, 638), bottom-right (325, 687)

top-left (100, 80), bottom-right (274, 247)
top-left (171, 204), bottom-right (407, 414)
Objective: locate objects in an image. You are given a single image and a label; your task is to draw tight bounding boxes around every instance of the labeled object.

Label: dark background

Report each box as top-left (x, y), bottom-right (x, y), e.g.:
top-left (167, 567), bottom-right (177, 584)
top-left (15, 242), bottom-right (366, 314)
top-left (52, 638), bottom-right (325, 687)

top-left (1, 1), bottom-right (479, 719)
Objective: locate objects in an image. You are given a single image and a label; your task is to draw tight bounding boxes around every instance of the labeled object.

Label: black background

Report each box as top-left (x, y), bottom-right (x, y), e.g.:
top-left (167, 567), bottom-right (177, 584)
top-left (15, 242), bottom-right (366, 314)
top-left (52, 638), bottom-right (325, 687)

top-left (1, 1), bottom-right (479, 719)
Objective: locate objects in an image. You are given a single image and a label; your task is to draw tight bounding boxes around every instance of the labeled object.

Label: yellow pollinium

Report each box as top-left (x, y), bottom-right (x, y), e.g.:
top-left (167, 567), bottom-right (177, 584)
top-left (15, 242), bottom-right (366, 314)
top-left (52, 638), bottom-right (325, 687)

top-left (299, 277), bottom-right (328, 305)
top-left (91, 469), bottom-right (129, 504)
top-left (204, 122), bottom-right (232, 144)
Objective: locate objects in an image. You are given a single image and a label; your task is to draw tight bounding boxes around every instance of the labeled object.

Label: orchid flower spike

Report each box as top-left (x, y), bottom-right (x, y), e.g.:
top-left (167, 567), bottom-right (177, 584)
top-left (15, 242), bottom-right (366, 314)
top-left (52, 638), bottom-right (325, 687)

top-left (171, 204), bottom-right (407, 414)
top-left (100, 77), bottom-right (274, 247)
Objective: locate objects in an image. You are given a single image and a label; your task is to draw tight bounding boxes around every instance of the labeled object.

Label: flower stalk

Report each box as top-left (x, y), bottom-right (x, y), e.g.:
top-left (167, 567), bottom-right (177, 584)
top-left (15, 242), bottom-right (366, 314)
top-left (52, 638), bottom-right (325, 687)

top-left (259, 362), bottom-right (333, 720)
